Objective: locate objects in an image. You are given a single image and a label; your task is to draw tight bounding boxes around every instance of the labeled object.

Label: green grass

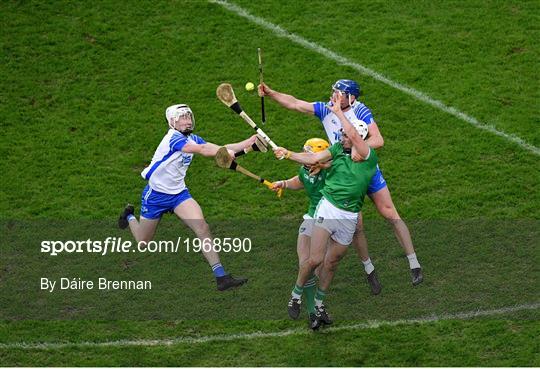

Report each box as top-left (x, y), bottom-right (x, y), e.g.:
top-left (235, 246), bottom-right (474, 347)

top-left (2, 319), bottom-right (539, 366)
top-left (0, 0), bottom-right (539, 366)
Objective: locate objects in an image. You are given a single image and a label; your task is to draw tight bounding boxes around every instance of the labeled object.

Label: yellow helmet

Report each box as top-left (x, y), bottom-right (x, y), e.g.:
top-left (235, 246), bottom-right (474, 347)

top-left (303, 138), bottom-right (330, 153)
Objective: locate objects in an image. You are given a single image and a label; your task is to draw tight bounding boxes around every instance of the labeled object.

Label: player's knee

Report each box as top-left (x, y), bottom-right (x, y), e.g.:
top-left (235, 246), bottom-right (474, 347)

top-left (308, 256), bottom-right (324, 270)
top-left (385, 217), bottom-right (403, 228)
top-left (323, 257), bottom-right (339, 272)
top-left (192, 221), bottom-right (211, 238)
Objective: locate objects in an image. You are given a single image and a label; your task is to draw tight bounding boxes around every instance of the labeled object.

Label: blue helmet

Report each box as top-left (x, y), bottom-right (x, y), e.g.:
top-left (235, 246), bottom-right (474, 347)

top-left (332, 79), bottom-right (360, 98)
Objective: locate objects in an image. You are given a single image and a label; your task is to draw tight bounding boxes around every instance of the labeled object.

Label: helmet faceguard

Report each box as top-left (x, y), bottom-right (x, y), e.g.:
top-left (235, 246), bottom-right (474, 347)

top-left (332, 79), bottom-right (361, 107)
top-left (165, 104), bottom-right (195, 135)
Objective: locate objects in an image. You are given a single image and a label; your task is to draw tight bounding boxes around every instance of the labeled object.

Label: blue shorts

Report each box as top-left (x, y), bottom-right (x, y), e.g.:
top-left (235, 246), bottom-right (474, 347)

top-left (367, 167), bottom-right (387, 195)
top-left (140, 185), bottom-right (192, 219)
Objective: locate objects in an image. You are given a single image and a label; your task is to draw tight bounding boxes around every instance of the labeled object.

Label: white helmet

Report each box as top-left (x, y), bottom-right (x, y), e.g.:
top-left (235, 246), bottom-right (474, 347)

top-left (165, 104), bottom-right (195, 134)
top-left (348, 116), bottom-right (369, 140)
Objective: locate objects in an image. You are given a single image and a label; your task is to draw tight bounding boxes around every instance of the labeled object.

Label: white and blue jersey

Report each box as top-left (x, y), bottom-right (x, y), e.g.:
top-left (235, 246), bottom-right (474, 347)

top-left (141, 129), bottom-right (206, 194)
top-left (313, 100), bottom-right (386, 194)
top-left (139, 129), bottom-right (205, 219)
top-left (313, 100), bottom-right (375, 144)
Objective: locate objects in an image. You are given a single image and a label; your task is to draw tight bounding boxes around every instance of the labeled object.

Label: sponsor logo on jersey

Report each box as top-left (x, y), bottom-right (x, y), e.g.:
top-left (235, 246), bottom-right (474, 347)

top-left (304, 173), bottom-right (319, 184)
top-left (181, 153), bottom-right (193, 165)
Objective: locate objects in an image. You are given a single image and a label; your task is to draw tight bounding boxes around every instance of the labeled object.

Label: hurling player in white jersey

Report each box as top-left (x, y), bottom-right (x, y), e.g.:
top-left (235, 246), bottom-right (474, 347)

top-left (118, 103), bottom-right (257, 291)
top-left (259, 79), bottom-right (423, 290)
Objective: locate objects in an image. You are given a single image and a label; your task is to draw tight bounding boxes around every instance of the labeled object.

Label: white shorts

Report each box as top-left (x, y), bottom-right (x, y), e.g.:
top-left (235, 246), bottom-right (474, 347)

top-left (298, 214), bottom-right (314, 237)
top-left (313, 197), bottom-right (358, 246)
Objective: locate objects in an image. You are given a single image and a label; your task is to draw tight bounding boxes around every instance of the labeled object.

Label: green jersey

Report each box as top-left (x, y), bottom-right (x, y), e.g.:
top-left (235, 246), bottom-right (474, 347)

top-left (298, 166), bottom-right (326, 217)
top-left (321, 143), bottom-right (378, 213)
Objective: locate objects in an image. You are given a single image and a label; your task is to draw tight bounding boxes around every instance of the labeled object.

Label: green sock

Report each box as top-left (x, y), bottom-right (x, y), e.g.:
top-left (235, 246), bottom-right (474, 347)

top-left (303, 275), bottom-right (317, 314)
top-left (315, 288), bottom-right (326, 308)
top-left (291, 284), bottom-right (304, 299)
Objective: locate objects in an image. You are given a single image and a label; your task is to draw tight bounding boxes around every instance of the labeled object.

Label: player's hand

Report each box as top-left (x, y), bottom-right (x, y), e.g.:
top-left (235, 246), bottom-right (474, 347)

top-left (247, 134), bottom-right (258, 146)
top-left (258, 82), bottom-right (272, 97)
top-left (227, 148), bottom-right (236, 159)
top-left (351, 147), bottom-right (364, 162)
top-left (270, 181), bottom-right (285, 191)
top-left (273, 147), bottom-right (288, 160)
top-left (328, 94), bottom-right (342, 114)
top-left (319, 160), bottom-right (332, 169)
top-left (309, 163), bottom-right (321, 175)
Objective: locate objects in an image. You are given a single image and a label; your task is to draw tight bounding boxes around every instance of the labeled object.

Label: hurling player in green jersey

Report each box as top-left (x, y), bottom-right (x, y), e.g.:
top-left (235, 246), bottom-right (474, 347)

top-left (274, 93), bottom-right (377, 327)
top-left (260, 79), bottom-right (423, 292)
top-left (271, 138), bottom-right (330, 330)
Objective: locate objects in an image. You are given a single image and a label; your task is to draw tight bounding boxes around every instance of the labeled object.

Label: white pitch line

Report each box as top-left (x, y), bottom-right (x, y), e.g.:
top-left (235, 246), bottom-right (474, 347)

top-left (209, 0), bottom-right (540, 157)
top-left (1, 302), bottom-right (538, 350)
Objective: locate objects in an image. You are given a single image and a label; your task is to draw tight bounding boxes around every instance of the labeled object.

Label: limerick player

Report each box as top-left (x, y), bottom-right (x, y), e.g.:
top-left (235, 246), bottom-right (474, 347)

top-left (274, 94), bottom-right (377, 325)
top-left (260, 80), bottom-right (423, 289)
top-left (271, 138), bottom-right (330, 330)
top-left (118, 104), bottom-right (254, 291)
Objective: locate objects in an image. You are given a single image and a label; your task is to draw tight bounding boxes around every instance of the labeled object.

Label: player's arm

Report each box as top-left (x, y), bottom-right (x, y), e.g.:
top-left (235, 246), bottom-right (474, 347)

top-left (224, 135), bottom-right (257, 153)
top-left (182, 135), bottom-right (256, 158)
top-left (181, 142), bottom-right (224, 157)
top-left (366, 121), bottom-right (384, 149)
top-left (271, 175), bottom-right (304, 191)
top-left (273, 147), bottom-right (332, 165)
top-left (338, 110), bottom-right (370, 158)
top-left (258, 82), bottom-right (314, 115)
top-left (329, 95), bottom-right (370, 159)
top-left (338, 111), bottom-right (370, 159)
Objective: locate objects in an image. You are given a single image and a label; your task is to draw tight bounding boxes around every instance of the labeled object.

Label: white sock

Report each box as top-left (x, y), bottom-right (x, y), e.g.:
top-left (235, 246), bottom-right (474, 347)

top-left (407, 253), bottom-right (421, 269)
top-left (315, 299), bottom-right (323, 308)
top-left (362, 258), bottom-right (375, 275)
top-left (127, 214), bottom-right (136, 222)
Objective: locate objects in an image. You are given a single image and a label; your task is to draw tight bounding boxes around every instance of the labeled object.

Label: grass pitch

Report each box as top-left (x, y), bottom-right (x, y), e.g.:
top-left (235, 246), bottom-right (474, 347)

top-left (1, 0), bottom-right (539, 366)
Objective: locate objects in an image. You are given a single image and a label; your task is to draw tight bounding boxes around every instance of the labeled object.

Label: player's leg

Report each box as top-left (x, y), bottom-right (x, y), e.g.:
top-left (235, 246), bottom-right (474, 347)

top-left (314, 211), bottom-right (356, 325)
top-left (297, 234), bottom-right (311, 266)
top-left (352, 213), bottom-right (382, 295)
top-left (352, 168), bottom-right (389, 294)
top-left (298, 233), bottom-right (317, 311)
top-left (369, 186), bottom-right (423, 285)
top-left (118, 185), bottom-right (162, 243)
top-left (173, 195), bottom-right (247, 291)
top-left (315, 238), bottom-right (348, 325)
top-left (319, 239), bottom-right (348, 291)
top-left (298, 219), bottom-right (315, 309)
top-left (298, 233), bottom-right (319, 329)
top-left (174, 198), bottom-right (217, 264)
top-left (289, 224), bottom-right (331, 320)
top-left (129, 216), bottom-right (160, 244)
